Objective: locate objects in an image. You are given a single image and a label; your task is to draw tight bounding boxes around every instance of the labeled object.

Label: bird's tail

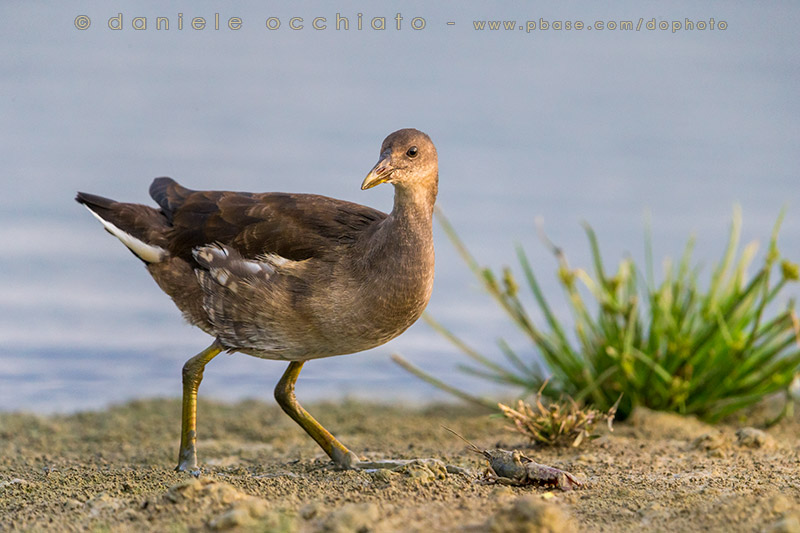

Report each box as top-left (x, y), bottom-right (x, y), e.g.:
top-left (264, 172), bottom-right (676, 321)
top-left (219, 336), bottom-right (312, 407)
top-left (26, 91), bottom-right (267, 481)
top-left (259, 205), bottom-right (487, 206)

top-left (76, 191), bottom-right (169, 264)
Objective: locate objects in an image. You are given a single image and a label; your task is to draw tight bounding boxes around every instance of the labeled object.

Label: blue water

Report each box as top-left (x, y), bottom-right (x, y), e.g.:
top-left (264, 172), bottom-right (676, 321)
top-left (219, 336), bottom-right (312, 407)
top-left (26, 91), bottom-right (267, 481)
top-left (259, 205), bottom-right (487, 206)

top-left (2, 2), bottom-right (799, 413)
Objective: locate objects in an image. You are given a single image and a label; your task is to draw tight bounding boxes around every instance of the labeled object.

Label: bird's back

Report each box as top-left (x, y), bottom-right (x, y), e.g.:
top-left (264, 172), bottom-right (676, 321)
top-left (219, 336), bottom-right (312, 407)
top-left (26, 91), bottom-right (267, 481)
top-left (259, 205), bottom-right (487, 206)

top-left (148, 177), bottom-right (388, 263)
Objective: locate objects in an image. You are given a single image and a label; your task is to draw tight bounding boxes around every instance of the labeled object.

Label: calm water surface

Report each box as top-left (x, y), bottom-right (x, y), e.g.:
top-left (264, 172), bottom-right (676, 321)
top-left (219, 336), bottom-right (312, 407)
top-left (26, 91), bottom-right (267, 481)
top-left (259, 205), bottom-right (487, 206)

top-left (2, 2), bottom-right (799, 412)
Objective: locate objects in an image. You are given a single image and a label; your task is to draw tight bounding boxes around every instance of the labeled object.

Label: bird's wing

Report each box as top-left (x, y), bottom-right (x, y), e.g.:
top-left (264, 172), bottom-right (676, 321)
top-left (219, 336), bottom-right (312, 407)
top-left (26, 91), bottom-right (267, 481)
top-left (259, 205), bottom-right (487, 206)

top-left (149, 177), bottom-right (387, 262)
top-left (189, 243), bottom-right (312, 354)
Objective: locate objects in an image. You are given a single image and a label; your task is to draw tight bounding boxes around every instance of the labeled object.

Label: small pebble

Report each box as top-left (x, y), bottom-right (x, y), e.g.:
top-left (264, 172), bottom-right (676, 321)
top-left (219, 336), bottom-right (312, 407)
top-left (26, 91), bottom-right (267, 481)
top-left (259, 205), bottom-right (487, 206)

top-left (0, 478), bottom-right (29, 488)
top-left (319, 502), bottom-right (381, 533)
top-left (692, 431), bottom-right (728, 453)
top-left (736, 427), bottom-right (776, 449)
top-left (210, 508), bottom-right (253, 530)
top-left (299, 502), bottom-right (322, 520)
top-left (371, 469), bottom-right (399, 484)
top-left (396, 459), bottom-right (447, 484)
top-left (770, 495), bottom-right (793, 514)
top-left (490, 485), bottom-right (516, 502)
top-left (765, 515), bottom-right (800, 533)
top-left (487, 495), bottom-right (577, 533)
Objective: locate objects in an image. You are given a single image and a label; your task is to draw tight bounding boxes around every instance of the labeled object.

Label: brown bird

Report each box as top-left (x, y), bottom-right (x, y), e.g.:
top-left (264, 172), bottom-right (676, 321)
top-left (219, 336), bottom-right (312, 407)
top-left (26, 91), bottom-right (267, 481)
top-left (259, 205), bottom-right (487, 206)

top-left (76, 128), bottom-right (438, 474)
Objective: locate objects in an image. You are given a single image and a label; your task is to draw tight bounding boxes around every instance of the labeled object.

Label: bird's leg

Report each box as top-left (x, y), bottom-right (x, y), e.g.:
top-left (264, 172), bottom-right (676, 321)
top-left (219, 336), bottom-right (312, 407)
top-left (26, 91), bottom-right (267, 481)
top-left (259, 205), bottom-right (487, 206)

top-left (274, 362), bottom-right (460, 475)
top-left (175, 339), bottom-right (223, 475)
top-left (274, 361), bottom-right (360, 469)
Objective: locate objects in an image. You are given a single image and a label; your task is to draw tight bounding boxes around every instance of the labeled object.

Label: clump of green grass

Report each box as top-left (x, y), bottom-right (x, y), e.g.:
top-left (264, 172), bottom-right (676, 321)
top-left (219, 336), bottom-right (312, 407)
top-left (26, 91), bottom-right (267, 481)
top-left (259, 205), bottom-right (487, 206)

top-left (400, 207), bottom-right (800, 423)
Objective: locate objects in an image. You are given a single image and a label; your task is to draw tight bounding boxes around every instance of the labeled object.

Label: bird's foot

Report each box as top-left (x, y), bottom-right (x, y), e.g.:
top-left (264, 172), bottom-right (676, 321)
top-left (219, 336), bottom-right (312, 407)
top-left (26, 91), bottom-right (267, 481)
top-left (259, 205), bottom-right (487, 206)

top-left (354, 458), bottom-right (471, 477)
top-left (174, 462), bottom-right (202, 477)
top-left (329, 448), bottom-right (361, 470)
top-left (175, 448), bottom-right (202, 477)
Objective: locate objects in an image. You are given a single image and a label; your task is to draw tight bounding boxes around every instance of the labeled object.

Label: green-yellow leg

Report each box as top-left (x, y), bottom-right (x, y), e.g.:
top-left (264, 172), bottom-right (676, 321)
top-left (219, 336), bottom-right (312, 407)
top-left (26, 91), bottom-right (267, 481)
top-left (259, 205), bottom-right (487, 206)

top-left (176, 340), bottom-right (223, 475)
top-left (274, 361), bottom-right (359, 469)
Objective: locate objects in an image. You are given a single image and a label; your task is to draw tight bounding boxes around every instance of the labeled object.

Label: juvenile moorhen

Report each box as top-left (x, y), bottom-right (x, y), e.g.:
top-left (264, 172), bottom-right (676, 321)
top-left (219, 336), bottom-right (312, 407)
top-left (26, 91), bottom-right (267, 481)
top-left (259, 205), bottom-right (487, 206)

top-left (75, 129), bottom-right (438, 474)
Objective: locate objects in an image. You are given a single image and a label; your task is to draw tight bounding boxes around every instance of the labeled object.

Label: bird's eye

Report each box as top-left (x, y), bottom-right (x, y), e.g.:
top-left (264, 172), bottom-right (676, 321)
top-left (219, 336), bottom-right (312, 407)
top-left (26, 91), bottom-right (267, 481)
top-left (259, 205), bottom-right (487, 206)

top-left (406, 146), bottom-right (418, 158)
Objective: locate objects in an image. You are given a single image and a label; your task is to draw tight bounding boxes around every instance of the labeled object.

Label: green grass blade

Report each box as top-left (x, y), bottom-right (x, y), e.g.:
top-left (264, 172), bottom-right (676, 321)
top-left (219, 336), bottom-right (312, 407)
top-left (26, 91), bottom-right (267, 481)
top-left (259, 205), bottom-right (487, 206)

top-left (391, 354), bottom-right (498, 411)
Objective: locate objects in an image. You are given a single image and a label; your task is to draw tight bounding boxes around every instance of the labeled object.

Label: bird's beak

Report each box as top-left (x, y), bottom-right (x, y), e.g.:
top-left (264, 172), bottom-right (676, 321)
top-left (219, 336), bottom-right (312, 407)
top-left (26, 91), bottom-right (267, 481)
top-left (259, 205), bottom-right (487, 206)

top-left (361, 155), bottom-right (393, 190)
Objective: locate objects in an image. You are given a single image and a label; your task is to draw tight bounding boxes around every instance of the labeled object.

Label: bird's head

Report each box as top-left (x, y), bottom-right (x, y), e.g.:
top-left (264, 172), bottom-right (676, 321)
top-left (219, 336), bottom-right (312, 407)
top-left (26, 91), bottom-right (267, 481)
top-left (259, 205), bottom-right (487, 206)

top-left (361, 129), bottom-right (438, 195)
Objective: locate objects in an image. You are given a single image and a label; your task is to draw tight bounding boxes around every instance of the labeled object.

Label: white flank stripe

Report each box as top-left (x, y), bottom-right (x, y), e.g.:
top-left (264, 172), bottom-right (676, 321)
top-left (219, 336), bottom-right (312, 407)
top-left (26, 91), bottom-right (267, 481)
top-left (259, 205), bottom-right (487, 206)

top-left (84, 205), bottom-right (166, 263)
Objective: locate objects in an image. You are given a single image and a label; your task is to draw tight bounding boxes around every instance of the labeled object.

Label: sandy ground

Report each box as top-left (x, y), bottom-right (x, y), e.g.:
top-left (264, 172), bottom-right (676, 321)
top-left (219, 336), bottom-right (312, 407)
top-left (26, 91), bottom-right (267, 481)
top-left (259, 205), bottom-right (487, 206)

top-left (1, 397), bottom-right (799, 532)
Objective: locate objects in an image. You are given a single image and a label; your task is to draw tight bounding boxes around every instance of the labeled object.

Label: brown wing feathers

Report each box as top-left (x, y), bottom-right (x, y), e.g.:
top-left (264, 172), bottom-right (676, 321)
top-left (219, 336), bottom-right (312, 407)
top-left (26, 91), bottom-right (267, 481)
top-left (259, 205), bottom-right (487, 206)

top-left (78, 177), bottom-right (388, 265)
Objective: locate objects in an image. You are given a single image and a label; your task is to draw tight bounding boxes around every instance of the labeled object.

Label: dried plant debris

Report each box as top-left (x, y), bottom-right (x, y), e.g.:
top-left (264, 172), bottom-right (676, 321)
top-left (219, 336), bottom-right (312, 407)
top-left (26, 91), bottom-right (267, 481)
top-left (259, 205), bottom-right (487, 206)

top-left (499, 384), bottom-right (619, 447)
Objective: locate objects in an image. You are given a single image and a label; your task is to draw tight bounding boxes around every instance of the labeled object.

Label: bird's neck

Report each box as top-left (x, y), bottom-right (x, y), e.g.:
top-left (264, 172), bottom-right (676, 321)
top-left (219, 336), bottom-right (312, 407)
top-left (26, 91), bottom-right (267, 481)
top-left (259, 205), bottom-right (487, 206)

top-left (390, 181), bottom-right (437, 228)
top-left (359, 181), bottom-right (436, 334)
top-left (368, 181), bottom-right (436, 265)
top-left (382, 182), bottom-right (436, 280)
